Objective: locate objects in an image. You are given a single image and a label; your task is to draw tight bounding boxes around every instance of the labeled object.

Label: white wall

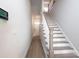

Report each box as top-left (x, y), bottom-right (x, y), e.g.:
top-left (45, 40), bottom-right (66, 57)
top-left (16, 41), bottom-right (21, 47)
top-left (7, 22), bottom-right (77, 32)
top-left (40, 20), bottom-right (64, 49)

top-left (0, 0), bottom-right (31, 58)
top-left (51, 0), bottom-right (79, 52)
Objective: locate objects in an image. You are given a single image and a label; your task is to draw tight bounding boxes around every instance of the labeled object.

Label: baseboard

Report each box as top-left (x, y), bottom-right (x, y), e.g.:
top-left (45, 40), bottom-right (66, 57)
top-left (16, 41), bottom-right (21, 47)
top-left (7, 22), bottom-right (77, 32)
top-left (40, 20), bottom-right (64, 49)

top-left (23, 38), bottom-right (32, 58)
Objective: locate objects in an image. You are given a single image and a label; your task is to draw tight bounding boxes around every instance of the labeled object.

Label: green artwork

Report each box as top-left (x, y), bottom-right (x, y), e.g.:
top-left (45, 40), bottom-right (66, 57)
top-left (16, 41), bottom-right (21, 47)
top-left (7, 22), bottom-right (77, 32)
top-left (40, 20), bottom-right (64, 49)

top-left (0, 8), bottom-right (8, 20)
top-left (0, 9), bottom-right (7, 17)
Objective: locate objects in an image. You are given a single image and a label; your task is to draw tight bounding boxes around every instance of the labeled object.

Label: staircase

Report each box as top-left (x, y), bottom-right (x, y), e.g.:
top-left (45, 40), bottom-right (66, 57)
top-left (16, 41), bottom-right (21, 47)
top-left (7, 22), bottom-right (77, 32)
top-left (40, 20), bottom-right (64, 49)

top-left (49, 24), bottom-right (79, 58)
top-left (40, 14), bottom-right (79, 58)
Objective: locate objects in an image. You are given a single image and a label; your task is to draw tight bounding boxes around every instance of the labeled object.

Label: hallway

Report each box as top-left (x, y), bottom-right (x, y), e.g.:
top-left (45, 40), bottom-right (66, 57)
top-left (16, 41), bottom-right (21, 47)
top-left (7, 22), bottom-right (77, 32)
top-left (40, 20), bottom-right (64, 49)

top-left (27, 0), bottom-right (79, 58)
top-left (26, 36), bottom-right (45, 58)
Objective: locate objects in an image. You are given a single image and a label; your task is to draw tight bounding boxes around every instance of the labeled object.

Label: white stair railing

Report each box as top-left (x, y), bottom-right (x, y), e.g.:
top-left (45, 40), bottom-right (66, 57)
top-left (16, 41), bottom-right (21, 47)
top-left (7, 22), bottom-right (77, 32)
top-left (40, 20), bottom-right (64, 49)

top-left (40, 13), bottom-right (49, 57)
top-left (39, 13), bottom-right (53, 57)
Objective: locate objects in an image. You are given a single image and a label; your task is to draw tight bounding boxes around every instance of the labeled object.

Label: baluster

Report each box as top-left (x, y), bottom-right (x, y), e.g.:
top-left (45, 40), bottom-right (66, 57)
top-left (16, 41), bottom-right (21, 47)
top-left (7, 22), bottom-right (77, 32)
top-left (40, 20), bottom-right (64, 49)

top-left (49, 27), bottom-right (54, 58)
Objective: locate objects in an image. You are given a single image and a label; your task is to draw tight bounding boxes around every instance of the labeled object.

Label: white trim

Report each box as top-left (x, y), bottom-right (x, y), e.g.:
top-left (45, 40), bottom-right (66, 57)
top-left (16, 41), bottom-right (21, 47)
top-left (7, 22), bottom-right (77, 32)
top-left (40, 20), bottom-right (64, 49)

top-left (23, 38), bottom-right (32, 58)
top-left (56, 23), bottom-right (79, 56)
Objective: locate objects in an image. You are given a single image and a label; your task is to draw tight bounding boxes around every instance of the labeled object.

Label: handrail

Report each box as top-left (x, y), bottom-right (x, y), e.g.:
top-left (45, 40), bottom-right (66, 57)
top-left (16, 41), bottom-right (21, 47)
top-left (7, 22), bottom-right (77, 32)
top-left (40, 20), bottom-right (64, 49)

top-left (43, 13), bottom-right (54, 58)
top-left (40, 13), bottom-right (50, 57)
top-left (42, 12), bottom-right (49, 31)
top-left (41, 13), bottom-right (54, 58)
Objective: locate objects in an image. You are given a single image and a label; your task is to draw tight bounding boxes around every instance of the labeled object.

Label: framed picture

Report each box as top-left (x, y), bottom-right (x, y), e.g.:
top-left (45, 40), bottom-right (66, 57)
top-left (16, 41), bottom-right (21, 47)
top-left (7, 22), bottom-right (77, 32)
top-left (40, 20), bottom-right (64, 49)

top-left (0, 8), bottom-right (8, 20)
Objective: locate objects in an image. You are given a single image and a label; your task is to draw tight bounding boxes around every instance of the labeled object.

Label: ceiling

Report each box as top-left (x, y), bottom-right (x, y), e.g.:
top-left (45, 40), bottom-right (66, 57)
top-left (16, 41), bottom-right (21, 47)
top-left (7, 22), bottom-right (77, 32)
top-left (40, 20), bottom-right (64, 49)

top-left (31, 0), bottom-right (42, 15)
